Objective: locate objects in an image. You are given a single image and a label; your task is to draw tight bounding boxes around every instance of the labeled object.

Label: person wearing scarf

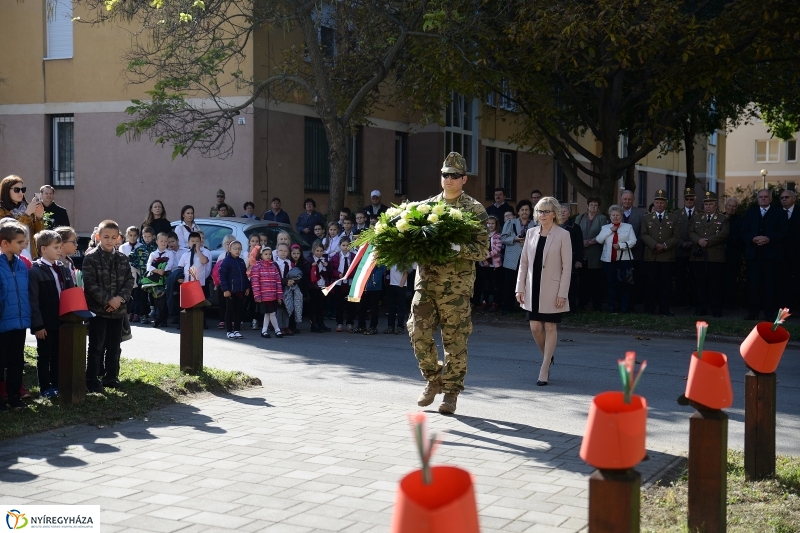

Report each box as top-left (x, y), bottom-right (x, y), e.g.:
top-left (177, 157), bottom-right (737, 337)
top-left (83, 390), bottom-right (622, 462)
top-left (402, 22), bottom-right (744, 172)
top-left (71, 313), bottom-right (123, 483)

top-left (595, 204), bottom-right (637, 313)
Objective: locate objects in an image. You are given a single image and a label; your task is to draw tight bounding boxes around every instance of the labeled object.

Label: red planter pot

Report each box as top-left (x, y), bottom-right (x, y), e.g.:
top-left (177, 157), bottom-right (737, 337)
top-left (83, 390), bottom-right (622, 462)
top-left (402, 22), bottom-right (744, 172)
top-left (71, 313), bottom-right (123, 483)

top-left (390, 466), bottom-right (480, 533)
top-left (685, 351), bottom-right (733, 410)
top-left (740, 322), bottom-right (790, 374)
top-left (580, 391), bottom-right (647, 470)
top-left (180, 280), bottom-right (208, 309)
top-left (58, 287), bottom-right (93, 318)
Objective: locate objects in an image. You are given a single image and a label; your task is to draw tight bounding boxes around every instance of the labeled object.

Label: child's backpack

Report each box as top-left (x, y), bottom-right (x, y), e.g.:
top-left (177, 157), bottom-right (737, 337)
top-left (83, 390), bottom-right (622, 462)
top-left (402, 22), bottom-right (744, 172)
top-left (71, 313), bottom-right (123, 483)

top-left (212, 258), bottom-right (223, 287)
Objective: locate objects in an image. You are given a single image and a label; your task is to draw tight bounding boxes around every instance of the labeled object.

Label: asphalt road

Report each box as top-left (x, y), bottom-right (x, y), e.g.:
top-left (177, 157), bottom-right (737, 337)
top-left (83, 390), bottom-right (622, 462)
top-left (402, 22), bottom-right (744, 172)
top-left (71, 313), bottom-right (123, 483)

top-left (67, 317), bottom-right (800, 457)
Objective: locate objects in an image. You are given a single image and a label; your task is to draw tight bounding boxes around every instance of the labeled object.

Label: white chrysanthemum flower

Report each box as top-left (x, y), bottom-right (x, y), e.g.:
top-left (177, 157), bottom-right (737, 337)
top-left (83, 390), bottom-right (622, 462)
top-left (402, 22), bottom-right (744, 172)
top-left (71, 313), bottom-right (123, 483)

top-left (432, 204), bottom-right (446, 216)
top-left (427, 213), bottom-right (439, 223)
top-left (417, 204), bottom-right (432, 214)
top-left (400, 210), bottom-right (413, 221)
top-left (450, 208), bottom-right (463, 220)
top-left (386, 207), bottom-right (400, 218)
top-left (396, 219), bottom-right (410, 232)
top-left (374, 222), bottom-right (385, 234)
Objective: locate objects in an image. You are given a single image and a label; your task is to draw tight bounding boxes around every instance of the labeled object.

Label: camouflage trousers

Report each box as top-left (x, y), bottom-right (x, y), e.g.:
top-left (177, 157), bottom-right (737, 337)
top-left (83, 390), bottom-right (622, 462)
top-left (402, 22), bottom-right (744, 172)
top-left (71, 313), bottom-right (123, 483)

top-left (407, 288), bottom-right (472, 393)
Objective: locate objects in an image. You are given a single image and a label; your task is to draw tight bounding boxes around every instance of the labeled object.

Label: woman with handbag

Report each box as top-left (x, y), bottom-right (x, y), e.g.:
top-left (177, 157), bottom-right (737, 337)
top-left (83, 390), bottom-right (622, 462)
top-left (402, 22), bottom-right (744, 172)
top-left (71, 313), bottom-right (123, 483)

top-left (595, 205), bottom-right (637, 313)
top-left (500, 199), bottom-right (533, 314)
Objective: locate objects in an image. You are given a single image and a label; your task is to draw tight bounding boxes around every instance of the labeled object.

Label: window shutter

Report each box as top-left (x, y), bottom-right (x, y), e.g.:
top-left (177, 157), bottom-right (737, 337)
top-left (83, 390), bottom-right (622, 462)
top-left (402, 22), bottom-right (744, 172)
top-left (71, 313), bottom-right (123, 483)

top-left (46, 0), bottom-right (73, 59)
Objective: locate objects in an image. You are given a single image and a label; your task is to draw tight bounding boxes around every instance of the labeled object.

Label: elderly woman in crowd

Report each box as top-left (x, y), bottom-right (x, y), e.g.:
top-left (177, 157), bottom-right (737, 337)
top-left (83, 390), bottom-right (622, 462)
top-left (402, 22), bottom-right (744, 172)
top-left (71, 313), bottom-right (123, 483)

top-left (501, 199), bottom-right (534, 314)
top-left (515, 196), bottom-right (572, 387)
top-left (0, 175), bottom-right (45, 257)
top-left (595, 204), bottom-right (637, 313)
top-left (575, 197), bottom-right (608, 311)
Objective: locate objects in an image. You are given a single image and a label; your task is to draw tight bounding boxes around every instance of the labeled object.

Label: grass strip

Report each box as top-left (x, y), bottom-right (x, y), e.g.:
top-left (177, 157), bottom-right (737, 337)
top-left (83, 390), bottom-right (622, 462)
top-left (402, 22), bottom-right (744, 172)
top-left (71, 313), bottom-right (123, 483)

top-left (474, 309), bottom-right (800, 340)
top-left (642, 450), bottom-right (800, 532)
top-left (0, 347), bottom-right (261, 441)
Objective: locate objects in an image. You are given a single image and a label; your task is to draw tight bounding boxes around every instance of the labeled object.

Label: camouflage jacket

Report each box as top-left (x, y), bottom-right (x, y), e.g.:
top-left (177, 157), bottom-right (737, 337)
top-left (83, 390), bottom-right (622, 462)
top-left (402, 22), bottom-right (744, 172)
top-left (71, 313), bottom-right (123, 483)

top-left (415, 191), bottom-right (489, 294)
top-left (129, 241), bottom-right (156, 274)
top-left (82, 246), bottom-right (135, 319)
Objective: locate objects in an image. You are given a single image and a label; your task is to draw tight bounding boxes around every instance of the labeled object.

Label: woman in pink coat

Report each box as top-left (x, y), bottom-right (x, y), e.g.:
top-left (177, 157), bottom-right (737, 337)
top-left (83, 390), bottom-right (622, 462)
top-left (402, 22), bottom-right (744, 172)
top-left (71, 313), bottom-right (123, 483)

top-left (515, 197), bottom-right (572, 386)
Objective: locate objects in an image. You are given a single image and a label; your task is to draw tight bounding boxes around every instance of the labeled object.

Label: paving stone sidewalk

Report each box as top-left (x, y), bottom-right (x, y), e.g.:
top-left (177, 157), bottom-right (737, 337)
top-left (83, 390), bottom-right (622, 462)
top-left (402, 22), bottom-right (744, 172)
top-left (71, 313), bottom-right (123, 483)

top-left (0, 387), bottom-right (681, 533)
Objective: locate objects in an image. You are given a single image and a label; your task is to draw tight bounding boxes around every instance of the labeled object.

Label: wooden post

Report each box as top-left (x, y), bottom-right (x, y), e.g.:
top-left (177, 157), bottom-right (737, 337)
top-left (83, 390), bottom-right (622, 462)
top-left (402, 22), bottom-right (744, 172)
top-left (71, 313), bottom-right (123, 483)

top-left (744, 371), bottom-right (776, 480)
top-left (688, 407), bottom-right (728, 533)
top-left (589, 468), bottom-right (640, 533)
top-left (58, 313), bottom-right (86, 405)
top-left (180, 308), bottom-right (204, 374)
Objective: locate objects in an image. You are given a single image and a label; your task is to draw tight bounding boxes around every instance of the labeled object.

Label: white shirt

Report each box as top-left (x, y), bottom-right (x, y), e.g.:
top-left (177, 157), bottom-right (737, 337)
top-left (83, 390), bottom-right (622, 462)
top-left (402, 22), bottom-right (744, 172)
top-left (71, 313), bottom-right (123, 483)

top-left (761, 206), bottom-right (770, 216)
top-left (786, 206), bottom-right (794, 219)
top-left (177, 247), bottom-right (212, 286)
top-left (175, 223), bottom-right (200, 248)
top-left (389, 265), bottom-right (408, 287)
top-left (324, 235), bottom-right (342, 257)
top-left (310, 256), bottom-right (328, 288)
top-left (685, 207), bottom-right (694, 218)
top-left (274, 257), bottom-right (292, 277)
top-left (119, 242), bottom-right (139, 256)
top-left (40, 258), bottom-right (63, 297)
top-left (173, 247), bottom-right (188, 264)
top-left (146, 248), bottom-right (177, 273)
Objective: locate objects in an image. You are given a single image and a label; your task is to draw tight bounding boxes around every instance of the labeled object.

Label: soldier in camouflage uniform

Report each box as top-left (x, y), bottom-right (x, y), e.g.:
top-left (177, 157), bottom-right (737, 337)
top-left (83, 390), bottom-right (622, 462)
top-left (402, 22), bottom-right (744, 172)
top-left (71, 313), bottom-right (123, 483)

top-left (408, 152), bottom-right (489, 415)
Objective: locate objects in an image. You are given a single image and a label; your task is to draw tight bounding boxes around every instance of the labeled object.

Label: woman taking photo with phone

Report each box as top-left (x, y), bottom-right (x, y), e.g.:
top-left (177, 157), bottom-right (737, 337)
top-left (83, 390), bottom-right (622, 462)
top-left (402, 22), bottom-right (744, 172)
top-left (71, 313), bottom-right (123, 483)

top-left (0, 175), bottom-right (45, 257)
top-left (515, 196), bottom-right (572, 387)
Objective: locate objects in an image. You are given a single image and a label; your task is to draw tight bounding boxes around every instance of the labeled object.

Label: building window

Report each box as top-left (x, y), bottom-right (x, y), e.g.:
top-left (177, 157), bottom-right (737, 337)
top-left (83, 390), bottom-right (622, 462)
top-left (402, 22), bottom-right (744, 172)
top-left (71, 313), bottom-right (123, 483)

top-left (46, 0), bottom-right (73, 59)
top-left (553, 161), bottom-right (569, 203)
top-left (304, 118), bottom-right (330, 192)
top-left (347, 131), bottom-right (360, 193)
top-left (499, 149), bottom-right (516, 200)
top-left (709, 131), bottom-right (718, 146)
top-left (485, 147), bottom-right (496, 200)
top-left (756, 139), bottom-right (780, 163)
top-left (498, 80), bottom-right (517, 112)
top-left (708, 153), bottom-right (716, 178)
top-left (394, 133), bottom-right (407, 196)
top-left (445, 92), bottom-right (478, 173)
top-left (637, 171), bottom-right (647, 208)
top-left (788, 140), bottom-right (797, 163)
top-left (51, 115), bottom-right (74, 187)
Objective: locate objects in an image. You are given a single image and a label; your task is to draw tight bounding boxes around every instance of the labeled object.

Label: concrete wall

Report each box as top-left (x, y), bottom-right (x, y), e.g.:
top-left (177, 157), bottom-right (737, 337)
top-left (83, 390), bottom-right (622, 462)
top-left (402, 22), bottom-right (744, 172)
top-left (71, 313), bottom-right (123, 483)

top-left (725, 121), bottom-right (799, 192)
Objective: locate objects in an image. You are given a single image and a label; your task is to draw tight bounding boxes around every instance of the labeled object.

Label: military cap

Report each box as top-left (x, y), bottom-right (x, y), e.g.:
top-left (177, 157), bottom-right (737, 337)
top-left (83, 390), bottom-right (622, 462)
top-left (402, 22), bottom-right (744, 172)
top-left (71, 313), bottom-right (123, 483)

top-left (654, 189), bottom-right (667, 200)
top-left (216, 189), bottom-right (226, 196)
top-left (441, 152), bottom-right (467, 174)
top-left (703, 190), bottom-right (718, 202)
top-left (684, 187), bottom-right (696, 198)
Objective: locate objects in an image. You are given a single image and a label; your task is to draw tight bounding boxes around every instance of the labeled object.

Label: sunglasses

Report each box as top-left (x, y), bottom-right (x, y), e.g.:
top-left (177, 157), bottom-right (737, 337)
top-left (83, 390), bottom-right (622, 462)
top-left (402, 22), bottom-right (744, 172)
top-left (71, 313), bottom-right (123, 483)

top-left (11, 187), bottom-right (26, 194)
top-left (781, 196), bottom-right (792, 199)
top-left (441, 173), bottom-right (465, 180)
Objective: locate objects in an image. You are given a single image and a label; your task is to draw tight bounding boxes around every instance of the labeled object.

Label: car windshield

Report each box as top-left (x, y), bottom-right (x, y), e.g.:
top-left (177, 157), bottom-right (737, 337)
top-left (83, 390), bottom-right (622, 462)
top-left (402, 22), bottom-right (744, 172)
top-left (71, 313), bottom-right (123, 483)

top-left (196, 224), bottom-right (233, 251)
top-left (244, 226), bottom-right (308, 251)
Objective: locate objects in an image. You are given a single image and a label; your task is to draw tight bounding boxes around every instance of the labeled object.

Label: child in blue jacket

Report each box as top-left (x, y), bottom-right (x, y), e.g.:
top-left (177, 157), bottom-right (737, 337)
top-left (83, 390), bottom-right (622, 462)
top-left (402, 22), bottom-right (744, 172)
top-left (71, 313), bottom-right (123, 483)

top-left (218, 240), bottom-right (250, 339)
top-left (0, 220), bottom-right (32, 410)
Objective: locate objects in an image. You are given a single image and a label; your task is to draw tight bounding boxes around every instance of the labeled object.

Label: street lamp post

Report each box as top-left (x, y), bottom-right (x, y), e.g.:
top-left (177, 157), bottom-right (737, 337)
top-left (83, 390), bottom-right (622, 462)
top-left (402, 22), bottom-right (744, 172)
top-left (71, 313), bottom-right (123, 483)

top-left (761, 169), bottom-right (768, 190)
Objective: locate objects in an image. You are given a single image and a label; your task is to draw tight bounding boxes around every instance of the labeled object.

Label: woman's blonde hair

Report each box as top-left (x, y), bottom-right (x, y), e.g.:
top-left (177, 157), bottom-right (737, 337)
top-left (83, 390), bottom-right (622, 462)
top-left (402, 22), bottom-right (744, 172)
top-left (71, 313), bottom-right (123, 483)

top-left (533, 196), bottom-right (563, 225)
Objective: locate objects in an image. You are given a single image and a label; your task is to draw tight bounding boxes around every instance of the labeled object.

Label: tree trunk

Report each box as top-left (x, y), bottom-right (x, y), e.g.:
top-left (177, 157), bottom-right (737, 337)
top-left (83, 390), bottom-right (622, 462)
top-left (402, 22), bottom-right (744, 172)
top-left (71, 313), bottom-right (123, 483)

top-left (683, 114), bottom-right (698, 191)
top-left (326, 131), bottom-right (349, 221)
top-left (625, 164), bottom-right (636, 194)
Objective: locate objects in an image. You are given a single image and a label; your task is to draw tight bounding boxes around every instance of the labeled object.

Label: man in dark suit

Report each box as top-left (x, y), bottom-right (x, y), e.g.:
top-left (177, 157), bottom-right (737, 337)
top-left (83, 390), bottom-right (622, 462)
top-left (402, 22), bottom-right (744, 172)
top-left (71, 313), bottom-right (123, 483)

top-left (674, 187), bottom-right (698, 307)
top-left (779, 189), bottom-right (800, 311)
top-left (620, 190), bottom-right (645, 311)
top-left (560, 204), bottom-right (584, 312)
top-left (741, 188), bottom-right (786, 320)
top-left (724, 197), bottom-right (745, 309)
top-left (39, 185), bottom-right (70, 228)
top-left (487, 188), bottom-right (515, 220)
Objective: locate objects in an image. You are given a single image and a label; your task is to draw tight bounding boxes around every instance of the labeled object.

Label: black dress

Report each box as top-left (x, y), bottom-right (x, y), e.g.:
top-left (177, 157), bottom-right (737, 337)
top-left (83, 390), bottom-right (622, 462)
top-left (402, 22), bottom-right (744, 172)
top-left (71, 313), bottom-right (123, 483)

top-left (526, 236), bottom-right (562, 324)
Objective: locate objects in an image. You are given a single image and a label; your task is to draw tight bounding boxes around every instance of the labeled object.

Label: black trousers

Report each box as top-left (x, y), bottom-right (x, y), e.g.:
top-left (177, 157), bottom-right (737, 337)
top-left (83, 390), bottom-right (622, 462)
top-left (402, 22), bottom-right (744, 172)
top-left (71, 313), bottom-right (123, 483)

top-left (746, 258), bottom-right (778, 319)
top-left (225, 294), bottom-right (244, 332)
top-left (36, 328), bottom-right (60, 391)
top-left (568, 270), bottom-right (579, 312)
top-left (644, 261), bottom-right (673, 313)
top-left (724, 256), bottom-right (743, 309)
top-left (631, 259), bottom-right (645, 310)
top-left (778, 259), bottom-right (800, 311)
top-left (386, 285), bottom-right (407, 328)
top-left (579, 265), bottom-right (605, 311)
top-left (309, 288), bottom-right (326, 326)
top-left (694, 261), bottom-right (724, 315)
top-left (502, 267), bottom-right (519, 312)
top-left (334, 284), bottom-right (355, 325)
top-left (673, 256), bottom-right (695, 306)
top-left (357, 290), bottom-right (381, 329)
top-left (0, 329), bottom-right (26, 402)
top-left (87, 316), bottom-right (123, 387)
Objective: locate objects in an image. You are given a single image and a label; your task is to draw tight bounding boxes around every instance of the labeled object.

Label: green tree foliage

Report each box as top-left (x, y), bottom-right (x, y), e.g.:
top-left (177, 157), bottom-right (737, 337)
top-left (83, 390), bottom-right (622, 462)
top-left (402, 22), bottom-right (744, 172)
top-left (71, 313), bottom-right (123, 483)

top-left (403, 0), bottom-right (800, 208)
top-left (75, 0), bottom-right (432, 219)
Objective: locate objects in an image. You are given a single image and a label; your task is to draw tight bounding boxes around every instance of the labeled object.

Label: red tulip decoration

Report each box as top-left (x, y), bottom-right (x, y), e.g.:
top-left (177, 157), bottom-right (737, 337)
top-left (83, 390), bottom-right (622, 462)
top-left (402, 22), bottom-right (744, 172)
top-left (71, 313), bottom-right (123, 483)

top-left (580, 352), bottom-right (648, 470)
top-left (390, 413), bottom-right (479, 533)
top-left (685, 321), bottom-right (733, 410)
top-left (740, 308), bottom-right (791, 374)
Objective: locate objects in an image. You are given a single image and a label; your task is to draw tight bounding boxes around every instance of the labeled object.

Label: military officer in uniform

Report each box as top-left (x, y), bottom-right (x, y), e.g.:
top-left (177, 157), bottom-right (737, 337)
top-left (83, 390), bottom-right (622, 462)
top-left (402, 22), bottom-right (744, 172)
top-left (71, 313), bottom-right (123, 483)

top-left (409, 152), bottom-right (489, 415)
top-left (641, 189), bottom-right (680, 315)
top-left (689, 191), bottom-right (730, 317)
top-left (674, 187), bottom-right (698, 307)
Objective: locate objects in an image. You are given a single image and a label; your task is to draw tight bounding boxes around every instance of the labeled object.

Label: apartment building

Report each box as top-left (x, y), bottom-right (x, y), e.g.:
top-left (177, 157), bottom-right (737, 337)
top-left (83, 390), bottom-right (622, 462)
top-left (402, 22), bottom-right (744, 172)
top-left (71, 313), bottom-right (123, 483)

top-left (0, 1), bottom-right (724, 231)
top-left (725, 120), bottom-right (798, 193)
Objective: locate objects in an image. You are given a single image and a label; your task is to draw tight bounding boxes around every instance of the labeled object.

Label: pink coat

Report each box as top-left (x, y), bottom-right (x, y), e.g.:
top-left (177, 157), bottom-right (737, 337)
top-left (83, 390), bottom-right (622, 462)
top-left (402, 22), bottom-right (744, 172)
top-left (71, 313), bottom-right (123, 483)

top-left (250, 260), bottom-right (283, 302)
top-left (515, 225), bottom-right (572, 314)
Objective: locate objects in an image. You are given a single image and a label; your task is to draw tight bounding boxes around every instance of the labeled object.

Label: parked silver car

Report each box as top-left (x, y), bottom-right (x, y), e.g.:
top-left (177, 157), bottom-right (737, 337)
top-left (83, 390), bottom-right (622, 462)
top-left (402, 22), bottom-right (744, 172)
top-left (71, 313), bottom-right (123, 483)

top-left (171, 218), bottom-right (311, 305)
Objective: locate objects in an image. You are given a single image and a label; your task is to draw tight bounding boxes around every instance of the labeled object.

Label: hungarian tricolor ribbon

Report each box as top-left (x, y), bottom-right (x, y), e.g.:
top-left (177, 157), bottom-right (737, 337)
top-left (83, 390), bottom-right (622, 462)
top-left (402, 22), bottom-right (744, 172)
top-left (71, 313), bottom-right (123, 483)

top-left (321, 243), bottom-right (370, 297)
top-left (346, 244), bottom-right (378, 302)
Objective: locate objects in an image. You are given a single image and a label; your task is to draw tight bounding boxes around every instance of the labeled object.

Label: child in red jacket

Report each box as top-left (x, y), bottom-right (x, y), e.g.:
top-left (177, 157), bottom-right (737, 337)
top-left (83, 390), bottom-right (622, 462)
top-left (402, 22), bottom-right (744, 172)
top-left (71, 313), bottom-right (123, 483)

top-left (250, 246), bottom-right (284, 338)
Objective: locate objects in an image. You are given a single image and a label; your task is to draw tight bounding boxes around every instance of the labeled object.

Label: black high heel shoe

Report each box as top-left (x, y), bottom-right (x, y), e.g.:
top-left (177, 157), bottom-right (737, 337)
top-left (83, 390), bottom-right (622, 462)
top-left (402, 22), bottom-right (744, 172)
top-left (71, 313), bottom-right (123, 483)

top-left (537, 356), bottom-right (555, 386)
